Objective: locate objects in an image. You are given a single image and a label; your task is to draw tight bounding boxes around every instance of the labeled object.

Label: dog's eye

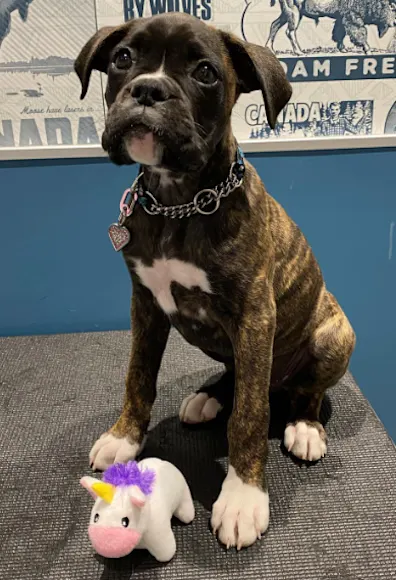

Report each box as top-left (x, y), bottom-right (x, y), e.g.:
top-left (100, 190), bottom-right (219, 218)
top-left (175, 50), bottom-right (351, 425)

top-left (192, 62), bottom-right (218, 85)
top-left (113, 48), bottom-right (134, 70)
top-left (94, 513), bottom-right (100, 523)
top-left (121, 517), bottom-right (129, 528)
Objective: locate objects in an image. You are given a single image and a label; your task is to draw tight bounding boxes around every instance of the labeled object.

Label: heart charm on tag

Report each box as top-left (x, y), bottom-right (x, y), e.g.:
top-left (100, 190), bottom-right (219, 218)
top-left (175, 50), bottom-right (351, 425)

top-left (108, 223), bottom-right (130, 252)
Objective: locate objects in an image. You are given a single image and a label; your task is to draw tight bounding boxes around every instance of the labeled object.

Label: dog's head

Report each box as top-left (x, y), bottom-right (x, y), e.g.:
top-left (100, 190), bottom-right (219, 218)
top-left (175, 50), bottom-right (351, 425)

top-left (75, 13), bottom-right (291, 172)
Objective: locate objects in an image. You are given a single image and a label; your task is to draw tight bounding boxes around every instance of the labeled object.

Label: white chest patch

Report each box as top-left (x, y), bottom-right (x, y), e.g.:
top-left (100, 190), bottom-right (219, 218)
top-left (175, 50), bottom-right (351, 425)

top-left (134, 258), bottom-right (212, 314)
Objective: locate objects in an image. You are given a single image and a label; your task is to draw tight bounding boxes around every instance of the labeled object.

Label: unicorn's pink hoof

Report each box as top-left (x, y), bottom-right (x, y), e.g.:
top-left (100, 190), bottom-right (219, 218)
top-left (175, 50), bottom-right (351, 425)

top-left (88, 525), bottom-right (141, 558)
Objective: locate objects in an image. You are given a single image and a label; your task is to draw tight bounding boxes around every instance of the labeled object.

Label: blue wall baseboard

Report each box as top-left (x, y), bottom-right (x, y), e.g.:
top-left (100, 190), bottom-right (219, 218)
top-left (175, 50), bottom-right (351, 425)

top-left (1, 149), bottom-right (395, 439)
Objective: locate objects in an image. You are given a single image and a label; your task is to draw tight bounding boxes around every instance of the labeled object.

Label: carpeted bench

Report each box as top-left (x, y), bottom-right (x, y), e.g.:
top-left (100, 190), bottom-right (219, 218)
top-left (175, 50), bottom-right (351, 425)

top-left (1, 330), bottom-right (395, 580)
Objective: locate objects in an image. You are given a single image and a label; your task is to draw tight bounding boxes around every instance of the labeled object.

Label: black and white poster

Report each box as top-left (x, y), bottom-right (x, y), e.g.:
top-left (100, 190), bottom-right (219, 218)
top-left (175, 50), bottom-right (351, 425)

top-left (0, 1), bottom-right (104, 150)
top-left (1, 0), bottom-right (395, 157)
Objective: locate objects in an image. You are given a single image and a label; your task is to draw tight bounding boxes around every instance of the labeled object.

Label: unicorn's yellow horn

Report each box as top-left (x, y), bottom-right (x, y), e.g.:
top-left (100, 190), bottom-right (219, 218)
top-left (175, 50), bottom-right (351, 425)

top-left (92, 482), bottom-right (116, 504)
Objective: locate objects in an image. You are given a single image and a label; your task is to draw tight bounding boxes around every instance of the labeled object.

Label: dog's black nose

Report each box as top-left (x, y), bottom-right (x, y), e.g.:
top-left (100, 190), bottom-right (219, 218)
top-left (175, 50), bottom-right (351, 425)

top-left (131, 79), bottom-right (168, 107)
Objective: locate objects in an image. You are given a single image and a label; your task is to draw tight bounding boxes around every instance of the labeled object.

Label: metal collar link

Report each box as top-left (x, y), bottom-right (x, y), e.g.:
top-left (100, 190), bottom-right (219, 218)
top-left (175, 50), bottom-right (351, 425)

top-left (135, 147), bottom-right (246, 219)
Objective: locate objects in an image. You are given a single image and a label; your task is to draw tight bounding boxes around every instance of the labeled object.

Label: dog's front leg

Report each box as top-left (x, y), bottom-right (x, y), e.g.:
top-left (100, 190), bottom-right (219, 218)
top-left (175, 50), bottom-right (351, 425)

top-left (89, 282), bottom-right (170, 471)
top-left (212, 286), bottom-right (275, 549)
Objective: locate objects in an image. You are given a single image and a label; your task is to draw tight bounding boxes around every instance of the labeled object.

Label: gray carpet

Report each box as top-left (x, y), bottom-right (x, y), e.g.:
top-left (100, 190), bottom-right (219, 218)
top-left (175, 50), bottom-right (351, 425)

top-left (0, 330), bottom-right (395, 580)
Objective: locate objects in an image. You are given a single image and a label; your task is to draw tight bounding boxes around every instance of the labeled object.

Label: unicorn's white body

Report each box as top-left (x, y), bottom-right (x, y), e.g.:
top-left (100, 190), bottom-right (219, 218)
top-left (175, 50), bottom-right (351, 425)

top-left (80, 458), bottom-right (195, 562)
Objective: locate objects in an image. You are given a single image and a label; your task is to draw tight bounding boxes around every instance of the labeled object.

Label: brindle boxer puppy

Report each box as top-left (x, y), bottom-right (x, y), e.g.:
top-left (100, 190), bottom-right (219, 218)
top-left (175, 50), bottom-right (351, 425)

top-left (75, 13), bottom-right (355, 550)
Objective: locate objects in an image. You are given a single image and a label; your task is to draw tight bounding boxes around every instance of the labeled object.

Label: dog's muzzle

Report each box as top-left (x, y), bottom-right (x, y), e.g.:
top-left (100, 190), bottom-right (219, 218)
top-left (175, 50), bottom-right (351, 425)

top-left (103, 75), bottom-right (206, 170)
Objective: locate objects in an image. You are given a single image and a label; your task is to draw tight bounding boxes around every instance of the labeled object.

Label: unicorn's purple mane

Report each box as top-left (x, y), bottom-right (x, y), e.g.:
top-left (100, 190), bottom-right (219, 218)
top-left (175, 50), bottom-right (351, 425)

top-left (103, 461), bottom-right (156, 496)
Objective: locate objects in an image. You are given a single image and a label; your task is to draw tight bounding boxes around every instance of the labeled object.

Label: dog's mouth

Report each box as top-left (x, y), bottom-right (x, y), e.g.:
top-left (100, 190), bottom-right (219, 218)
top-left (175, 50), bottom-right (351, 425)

top-left (102, 112), bottom-right (207, 171)
top-left (103, 120), bottom-right (164, 166)
top-left (123, 123), bottom-right (164, 166)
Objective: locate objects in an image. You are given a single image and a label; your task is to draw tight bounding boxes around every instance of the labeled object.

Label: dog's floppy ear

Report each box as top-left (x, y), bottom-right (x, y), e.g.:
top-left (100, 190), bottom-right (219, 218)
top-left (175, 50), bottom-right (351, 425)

top-left (74, 25), bottom-right (130, 99)
top-left (220, 32), bottom-right (292, 130)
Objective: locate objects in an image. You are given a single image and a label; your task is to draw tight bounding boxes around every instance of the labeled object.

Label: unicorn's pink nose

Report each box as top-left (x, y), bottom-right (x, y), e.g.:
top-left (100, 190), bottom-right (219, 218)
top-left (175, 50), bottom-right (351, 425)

top-left (88, 525), bottom-right (141, 558)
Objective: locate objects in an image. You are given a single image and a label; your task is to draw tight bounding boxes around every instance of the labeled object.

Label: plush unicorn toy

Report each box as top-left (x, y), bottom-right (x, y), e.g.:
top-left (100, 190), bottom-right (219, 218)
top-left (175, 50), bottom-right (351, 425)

top-left (80, 458), bottom-right (195, 562)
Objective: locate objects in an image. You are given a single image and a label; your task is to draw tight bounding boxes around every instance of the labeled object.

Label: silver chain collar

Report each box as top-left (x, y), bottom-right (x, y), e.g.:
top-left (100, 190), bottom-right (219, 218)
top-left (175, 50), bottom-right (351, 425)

top-left (135, 156), bottom-right (245, 219)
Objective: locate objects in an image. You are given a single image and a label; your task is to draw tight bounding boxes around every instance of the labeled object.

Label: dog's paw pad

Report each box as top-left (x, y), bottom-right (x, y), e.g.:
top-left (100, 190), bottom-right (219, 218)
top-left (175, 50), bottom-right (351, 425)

top-left (284, 421), bottom-right (327, 462)
top-left (89, 433), bottom-right (141, 471)
top-left (211, 466), bottom-right (269, 550)
top-left (179, 392), bottom-right (222, 424)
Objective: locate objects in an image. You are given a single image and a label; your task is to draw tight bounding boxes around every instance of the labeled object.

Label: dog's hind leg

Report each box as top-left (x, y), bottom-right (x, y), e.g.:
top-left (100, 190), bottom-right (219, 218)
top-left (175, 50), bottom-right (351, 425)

top-left (179, 365), bottom-right (234, 424)
top-left (284, 290), bottom-right (355, 462)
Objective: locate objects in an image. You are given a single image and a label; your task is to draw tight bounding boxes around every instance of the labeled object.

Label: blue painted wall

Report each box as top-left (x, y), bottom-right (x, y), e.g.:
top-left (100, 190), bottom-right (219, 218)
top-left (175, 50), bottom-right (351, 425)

top-left (1, 149), bottom-right (395, 439)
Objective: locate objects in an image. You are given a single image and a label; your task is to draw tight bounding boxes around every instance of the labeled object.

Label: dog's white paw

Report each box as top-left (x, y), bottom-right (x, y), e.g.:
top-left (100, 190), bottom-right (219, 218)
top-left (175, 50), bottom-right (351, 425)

top-left (211, 466), bottom-right (269, 550)
top-left (284, 421), bottom-right (327, 462)
top-left (179, 392), bottom-right (222, 424)
top-left (89, 433), bottom-right (142, 471)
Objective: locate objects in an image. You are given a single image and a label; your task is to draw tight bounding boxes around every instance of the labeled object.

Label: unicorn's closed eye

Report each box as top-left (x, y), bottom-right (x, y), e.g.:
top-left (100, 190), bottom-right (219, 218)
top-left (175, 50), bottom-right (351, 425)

top-left (80, 458), bottom-right (194, 562)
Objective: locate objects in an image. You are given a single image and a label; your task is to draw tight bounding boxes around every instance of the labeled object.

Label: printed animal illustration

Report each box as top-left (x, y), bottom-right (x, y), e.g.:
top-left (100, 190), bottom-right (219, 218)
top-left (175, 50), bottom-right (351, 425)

top-left (265, 0), bottom-right (396, 54)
